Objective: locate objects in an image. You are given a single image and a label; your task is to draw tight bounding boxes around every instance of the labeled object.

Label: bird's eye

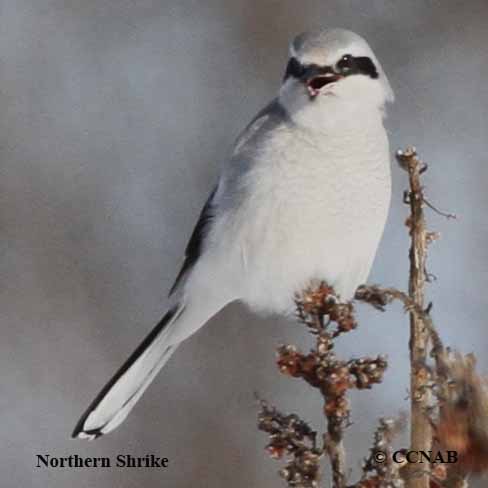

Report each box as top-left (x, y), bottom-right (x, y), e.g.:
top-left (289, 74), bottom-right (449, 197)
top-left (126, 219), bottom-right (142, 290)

top-left (336, 54), bottom-right (354, 73)
top-left (283, 57), bottom-right (305, 81)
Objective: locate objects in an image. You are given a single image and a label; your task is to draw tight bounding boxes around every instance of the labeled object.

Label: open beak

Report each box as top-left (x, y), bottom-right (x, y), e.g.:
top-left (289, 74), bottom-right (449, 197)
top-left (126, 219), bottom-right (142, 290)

top-left (306, 72), bottom-right (343, 98)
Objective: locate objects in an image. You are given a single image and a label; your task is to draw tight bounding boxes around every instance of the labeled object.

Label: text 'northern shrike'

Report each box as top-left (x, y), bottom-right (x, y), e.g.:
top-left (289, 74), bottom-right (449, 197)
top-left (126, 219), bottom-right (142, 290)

top-left (73, 28), bottom-right (394, 439)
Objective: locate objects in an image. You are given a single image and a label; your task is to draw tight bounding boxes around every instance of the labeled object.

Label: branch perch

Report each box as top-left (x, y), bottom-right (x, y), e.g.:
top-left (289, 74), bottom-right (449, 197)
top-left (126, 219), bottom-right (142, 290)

top-left (397, 147), bottom-right (431, 488)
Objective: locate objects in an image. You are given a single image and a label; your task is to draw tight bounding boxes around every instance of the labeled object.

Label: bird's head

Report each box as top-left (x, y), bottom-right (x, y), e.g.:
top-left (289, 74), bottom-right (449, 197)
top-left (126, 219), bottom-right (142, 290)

top-left (279, 29), bottom-right (394, 124)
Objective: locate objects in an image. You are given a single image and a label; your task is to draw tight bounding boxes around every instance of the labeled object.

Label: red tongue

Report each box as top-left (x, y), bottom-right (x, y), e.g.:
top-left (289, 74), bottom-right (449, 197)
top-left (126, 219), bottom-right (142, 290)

top-left (307, 85), bottom-right (320, 98)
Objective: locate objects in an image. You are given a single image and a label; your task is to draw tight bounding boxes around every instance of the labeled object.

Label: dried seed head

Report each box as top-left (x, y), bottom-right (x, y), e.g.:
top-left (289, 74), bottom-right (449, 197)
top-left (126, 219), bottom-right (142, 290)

top-left (434, 353), bottom-right (488, 474)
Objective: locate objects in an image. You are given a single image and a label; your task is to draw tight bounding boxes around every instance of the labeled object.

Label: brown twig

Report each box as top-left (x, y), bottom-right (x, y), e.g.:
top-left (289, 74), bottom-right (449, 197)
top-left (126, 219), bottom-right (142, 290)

top-left (396, 147), bottom-right (432, 488)
top-left (354, 285), bottom-right (442, 359)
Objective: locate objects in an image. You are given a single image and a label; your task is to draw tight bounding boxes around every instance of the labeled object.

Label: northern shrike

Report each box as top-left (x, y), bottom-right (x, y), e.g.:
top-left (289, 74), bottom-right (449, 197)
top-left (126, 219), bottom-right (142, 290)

top-left (73, 28), bottom-right (394, 439)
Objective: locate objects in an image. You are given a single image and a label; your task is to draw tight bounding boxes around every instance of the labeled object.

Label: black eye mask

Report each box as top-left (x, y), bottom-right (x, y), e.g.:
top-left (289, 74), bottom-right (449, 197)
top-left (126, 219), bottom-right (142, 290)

top-left (283, 57), bottom-right (306, 81)
top-left (283, 54), bottom-right (379, 82)
top-left (336, 54), bottom-right (379, 79)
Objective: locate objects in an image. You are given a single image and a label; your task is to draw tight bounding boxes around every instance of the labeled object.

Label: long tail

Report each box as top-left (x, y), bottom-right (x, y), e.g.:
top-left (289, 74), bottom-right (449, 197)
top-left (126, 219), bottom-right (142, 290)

top-left (72, 305), bottom-right (185, 439)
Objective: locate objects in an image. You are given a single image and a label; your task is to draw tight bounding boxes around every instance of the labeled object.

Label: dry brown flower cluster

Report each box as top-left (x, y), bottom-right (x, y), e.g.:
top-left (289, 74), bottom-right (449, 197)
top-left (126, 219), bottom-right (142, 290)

top-left (431, 352), bottom-right (488, 483)
top-left (258, 399), bottom-right (321, 488)
top-left (258, 284), bottom-right (389, 488)
top-left (259, 279), bottom-right (488, 487)
top-left (359, 416), bottom-right (407, 488)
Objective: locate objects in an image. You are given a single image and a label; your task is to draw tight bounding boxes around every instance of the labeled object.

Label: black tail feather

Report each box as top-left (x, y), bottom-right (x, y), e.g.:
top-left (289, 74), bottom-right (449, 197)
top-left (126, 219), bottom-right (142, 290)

top-left (71, 305), bottom-right (180, 439)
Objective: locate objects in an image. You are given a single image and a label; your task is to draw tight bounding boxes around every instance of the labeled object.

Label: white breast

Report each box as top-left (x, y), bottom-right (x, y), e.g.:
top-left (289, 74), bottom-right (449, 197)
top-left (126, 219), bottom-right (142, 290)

top-left (190, 106), bottom-right (391, 316)
top-left (225, 110), bottom-right (391, 313)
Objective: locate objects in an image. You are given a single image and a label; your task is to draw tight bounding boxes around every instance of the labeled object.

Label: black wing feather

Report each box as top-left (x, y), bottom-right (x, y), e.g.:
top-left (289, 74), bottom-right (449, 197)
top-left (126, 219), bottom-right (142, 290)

top-left (168, 186), bottom-right (218, 296)
top-left (168, 100), bottom-right (288, 297)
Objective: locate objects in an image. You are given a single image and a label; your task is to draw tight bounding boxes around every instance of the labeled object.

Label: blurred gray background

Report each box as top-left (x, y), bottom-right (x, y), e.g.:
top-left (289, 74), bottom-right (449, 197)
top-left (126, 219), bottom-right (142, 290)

top-left (1, 1), bottom-right (487, 486)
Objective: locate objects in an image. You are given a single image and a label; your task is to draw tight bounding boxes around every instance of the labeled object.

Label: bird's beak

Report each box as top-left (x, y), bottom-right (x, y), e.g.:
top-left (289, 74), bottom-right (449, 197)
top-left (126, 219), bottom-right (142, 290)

top-left (303, 67), bottom-right (343, 99)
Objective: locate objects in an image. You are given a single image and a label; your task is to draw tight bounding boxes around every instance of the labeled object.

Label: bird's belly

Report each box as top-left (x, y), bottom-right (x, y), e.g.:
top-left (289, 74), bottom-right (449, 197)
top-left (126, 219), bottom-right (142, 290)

top-left (235, 149), bottom-right (391, 314)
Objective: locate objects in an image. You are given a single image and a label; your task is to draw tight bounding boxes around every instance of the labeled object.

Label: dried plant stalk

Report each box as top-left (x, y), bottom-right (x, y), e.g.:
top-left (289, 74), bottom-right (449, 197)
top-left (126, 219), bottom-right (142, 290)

top-left (396, 147), bottom-right (432, 488)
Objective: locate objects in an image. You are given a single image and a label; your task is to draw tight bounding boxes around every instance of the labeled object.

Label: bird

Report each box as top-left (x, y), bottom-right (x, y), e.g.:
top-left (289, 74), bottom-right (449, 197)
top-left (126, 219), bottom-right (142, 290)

top-left (72, 28), bottom-right (394, 440)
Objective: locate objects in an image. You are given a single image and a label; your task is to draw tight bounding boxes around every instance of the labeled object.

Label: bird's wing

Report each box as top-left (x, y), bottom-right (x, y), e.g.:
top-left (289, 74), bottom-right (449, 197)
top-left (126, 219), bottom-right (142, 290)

top-left (168, 99), bottom-right (290, 296)
top-left (168, 185), bottom-right (218, 296)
